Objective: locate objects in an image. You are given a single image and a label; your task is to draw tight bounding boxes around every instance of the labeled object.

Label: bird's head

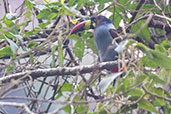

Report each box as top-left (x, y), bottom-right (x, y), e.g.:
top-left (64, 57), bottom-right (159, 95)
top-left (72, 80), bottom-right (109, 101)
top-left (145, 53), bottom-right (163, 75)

top-left (69, 15), bottom-right (112, 36)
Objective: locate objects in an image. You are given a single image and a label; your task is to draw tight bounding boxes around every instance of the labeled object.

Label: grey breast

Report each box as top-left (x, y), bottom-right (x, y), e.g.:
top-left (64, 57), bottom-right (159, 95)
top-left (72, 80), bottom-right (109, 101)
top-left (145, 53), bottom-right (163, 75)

top-left (94, 24), bottom-right (118, 62)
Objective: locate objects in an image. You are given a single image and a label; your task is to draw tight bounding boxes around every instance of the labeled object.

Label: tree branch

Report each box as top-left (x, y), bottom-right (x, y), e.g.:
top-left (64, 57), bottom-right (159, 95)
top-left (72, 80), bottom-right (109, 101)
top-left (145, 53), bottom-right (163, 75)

top-left (149, 19), bottom-right (171, 33)
top-left (0, 60), bottom-right (127, 83)
top-left (129, 14), bottom-right (171, 33)
top-left (3, 0), bottom-right (10, 13)
top-left (0, 101), bottom-right (34, 114)
top-left (130, 0), bottom-right (146, 23)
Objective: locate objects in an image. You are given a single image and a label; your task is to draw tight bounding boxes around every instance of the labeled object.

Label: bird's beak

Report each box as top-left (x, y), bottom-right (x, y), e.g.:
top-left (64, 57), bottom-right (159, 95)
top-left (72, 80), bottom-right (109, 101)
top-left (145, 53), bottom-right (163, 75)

top-left (69, 20), bottom-right (96, 36)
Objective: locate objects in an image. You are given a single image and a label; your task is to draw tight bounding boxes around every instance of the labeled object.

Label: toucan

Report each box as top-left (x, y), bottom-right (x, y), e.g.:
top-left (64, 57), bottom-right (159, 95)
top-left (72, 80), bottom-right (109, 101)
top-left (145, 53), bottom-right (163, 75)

top-left (69, 15), bottom-right (125, 85)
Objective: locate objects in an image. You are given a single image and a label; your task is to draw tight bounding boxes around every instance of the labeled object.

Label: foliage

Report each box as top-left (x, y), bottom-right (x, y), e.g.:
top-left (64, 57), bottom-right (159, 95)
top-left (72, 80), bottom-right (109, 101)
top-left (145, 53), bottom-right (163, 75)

top-left (0, 0), bottom-right (170, 113)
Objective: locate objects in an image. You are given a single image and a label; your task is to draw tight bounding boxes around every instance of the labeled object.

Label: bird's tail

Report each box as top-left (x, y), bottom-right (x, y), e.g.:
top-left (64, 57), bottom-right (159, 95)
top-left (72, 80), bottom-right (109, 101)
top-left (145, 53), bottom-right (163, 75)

top-left (112, 67), bottom-right (125, 86)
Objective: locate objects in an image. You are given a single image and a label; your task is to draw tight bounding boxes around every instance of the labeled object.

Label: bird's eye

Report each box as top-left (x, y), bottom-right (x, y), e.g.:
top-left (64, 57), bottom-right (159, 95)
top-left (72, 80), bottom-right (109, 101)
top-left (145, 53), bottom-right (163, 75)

top-left (90, 17), bottom-right (96, 29)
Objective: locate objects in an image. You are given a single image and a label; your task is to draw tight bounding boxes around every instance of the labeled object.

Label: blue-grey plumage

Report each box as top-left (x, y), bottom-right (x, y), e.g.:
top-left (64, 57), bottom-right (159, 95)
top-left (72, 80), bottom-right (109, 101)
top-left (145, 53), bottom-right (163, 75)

top-left (94, 21), bottom-right (118, 62)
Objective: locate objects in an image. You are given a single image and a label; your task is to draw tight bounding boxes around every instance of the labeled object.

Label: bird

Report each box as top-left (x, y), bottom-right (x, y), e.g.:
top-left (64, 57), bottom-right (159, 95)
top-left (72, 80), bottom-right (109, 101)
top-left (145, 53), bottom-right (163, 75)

top-left (69, 15), bottom-right (125, 85)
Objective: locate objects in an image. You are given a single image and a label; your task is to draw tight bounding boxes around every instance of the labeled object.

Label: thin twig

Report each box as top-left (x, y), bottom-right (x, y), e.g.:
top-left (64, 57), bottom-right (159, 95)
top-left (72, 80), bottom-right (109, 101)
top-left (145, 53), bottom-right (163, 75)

top-left (0, 101), bottom-right (35, 114)
top-left (142, 86), bottom-right (171, 102)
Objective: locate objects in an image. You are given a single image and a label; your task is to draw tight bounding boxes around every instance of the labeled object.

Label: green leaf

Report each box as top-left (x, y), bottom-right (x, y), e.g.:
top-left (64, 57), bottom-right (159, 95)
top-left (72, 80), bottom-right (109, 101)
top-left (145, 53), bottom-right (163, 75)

top-left (120, 104), bottom-right (137, 113)
top-left (120, 0), bottom-right (128, 4)
top-left (135, 75), bottom-right (146, 85)
top-left (86, 38), bottom-right (96, 53)
top-left (37, 9), bottom-right (53, 19)
top-left (27, 41), bottom-right (38, 49)
top-left (61, 83), bottom-right (73, 91)
top-left (161, 40), bottom-right (170, 50)
top-left (131, 20), bottom-right (151, 41)
top-left (0, 34), bottom-right (5, 39)
top-left (0, 46), bottom-right (13, 58)
top-left (29, 54), bottom-right (34, 64)
top-left (81, 31), bottom-right (92, 38)
top-left (155, 44), bottom-right (165, 53)
top-left (119, 0), bottom-right (129, 5)
top-left (51, 46), bottom-right (57, 68)
top-left (3, 20), bottom-right (15, 28)
top-left (126, 39), bottom-right (136, 46)
top-left (3, 20), bottom-right (18, 34)
top-left (127, 3), bottom-right (137, 10)
top-left (154, 98), bottom-right (166, 106)
top-left (4, 32), bottom-right (14, 38)
top-left (159, 69), bottom-right (171, 84)
top-left (55, 91), bottom-right (63, 100)
top-left (24, 11), bottom-right (32, 19)
top-left (6, 64), bottom-right (14, 73)
top-left (24, 30), bottom-right (40, 37)
top-left (58, 44), bottom-right (64, 67)
top-left (150, 50), bottom-right (171, 69)
top-left (64, 105), bottom-right (71, 114)
top-left (68, 34), bottom-right (81, 41)
top-left (25, 0), bottom-right (34, 10)
top-left (48, 13), bottom-right (58, 20)
top-left (99, 72), bottom-right (123, 93)
top-left (5, 36), bottom-right (18, 54)
top-left (149, 87), bottom-right (165, 97)
top-left (73, 40), bottom-right (85, 60)
top-left (148, 74), bottom-right (166, 85)
top-left (142, 4), bottom-right (155, 10)
top-left (74, 104), bottom-right (85, 113)
top-left (98, 3), bottom-right (104, 10)
top-left (85, 1), bottom-right (95, 6)
top-left (101, 0), bottom-right (112, 3)
top-left (128, 88), bottom-right (144, 96)
top-left (116, 72), bottom-right (134, 93)
top-left (99, 110), bottom-right (108, 114)
top-left (122, 75), bottom-right (134, 90)
top-left (10, 32), bottom-right (27, 51)
top-left (138, 99), bottom-right (158, 113)
top-left (135, 43), bottom-right (153, 58)
top-left (165, 105), bottom-right (171, 114)
top-left (76, 0), bottom-right (85, 9)
top-left (68, 0), bottom-right (76, 6)
top-left (94, 0), bottom-right (111, 3)
top-left (114, 13), bottom-right (121, 29)
top-left (141, 56), bottom-right (158, 68)
top-left (135, 43), bottom-right (149, 52)
top-left (39, 21), bottom-right (50, 29)
top-left (115, 4), bottom-right (125, 13)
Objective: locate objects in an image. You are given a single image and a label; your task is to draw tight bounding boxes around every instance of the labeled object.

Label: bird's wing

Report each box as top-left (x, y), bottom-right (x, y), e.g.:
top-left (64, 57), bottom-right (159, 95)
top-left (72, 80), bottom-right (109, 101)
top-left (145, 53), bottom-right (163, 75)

top-left (109, 29), bottom-right (118, 39)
